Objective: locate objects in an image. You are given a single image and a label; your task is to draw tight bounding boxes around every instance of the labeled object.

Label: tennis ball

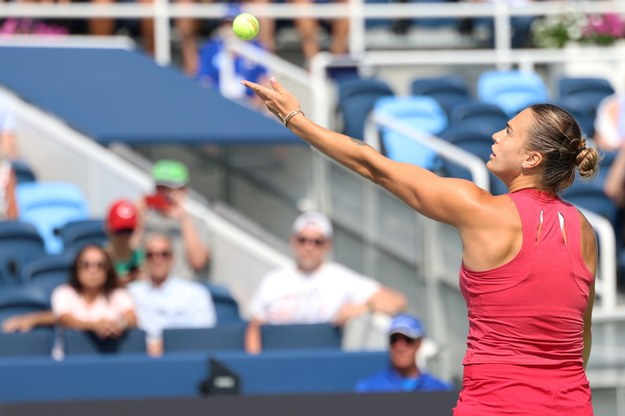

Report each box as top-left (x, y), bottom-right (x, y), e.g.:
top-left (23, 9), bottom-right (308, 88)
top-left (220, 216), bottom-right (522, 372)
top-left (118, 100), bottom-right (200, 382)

top-left (232, 13), bottom-right (260, 41)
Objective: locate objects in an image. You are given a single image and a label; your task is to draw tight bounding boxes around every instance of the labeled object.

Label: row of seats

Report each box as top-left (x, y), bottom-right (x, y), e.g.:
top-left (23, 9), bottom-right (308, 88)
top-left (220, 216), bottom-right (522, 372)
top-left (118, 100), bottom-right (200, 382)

top-left (0, 323), bottom-right (342, 358)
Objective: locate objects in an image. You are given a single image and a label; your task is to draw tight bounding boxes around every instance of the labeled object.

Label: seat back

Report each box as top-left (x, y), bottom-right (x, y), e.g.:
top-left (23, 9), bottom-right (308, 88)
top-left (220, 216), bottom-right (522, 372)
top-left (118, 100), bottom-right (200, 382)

top-left (0, 328), bottom-right (55, 357)
top-left (558, 77), bottom-right (614, 103)
top-left (0, 286), bottom-right (51, 324)
top-left (410, 75), bottom-right (472, 116)
top-left (562, 177), bottom-right (618, 226)
top-left (0, 221), bottom-right (47, 285)
top-left (337, 77), bottom-right (394, 140)
top-left (375, 96), bottom-right (447, 170)
top-left (59, 219), bottom-right (107, 253)
top-left (204, 283), bottom-right (242, 324)
top-left (477, 70), bottom-right (549, 117)
top-left (63, 328), bottom-right (147, 356)
top-left (449, 101), bottom-right (509, 129)
top-left (16, 182), bottom-right (90, 254)
top-left (163, 322), bottom-right (246, 353)
top-left (21, 254), bottom-right (73, 298)
top-left (261, 323), bottom-right (343, 350)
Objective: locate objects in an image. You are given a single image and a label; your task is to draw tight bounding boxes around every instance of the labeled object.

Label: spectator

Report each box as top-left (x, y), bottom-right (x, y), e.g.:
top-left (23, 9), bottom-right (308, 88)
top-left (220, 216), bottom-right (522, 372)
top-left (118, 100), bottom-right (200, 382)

top-left (0, 158), bottom-right (18, 220)
top-left (136, 159), bottom-right (211, 281)
top-left (0, 91), bottom-right (19, 220)
top-left (594, 92), bottom-right (625, 151)
top-left (355, 314), bottom-right (452, 393)
top-left (128, 233), bottom-right (216, 357)
top-left (104, 199), bottom-right (145, 284)
top-left (253, 0), bottom-right (348, 66)
top-left (52, 244), bottom-right (138, 339)
top-left (244, 211), bottom-right (407, 354)
top-left (196, 4), bottom-right (270, 108)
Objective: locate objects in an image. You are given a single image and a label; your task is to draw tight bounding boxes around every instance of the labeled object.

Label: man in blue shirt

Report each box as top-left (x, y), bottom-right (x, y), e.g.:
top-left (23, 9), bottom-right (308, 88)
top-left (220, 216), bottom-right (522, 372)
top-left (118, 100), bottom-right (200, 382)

top-left (355, 314), bottom-right (452, 393)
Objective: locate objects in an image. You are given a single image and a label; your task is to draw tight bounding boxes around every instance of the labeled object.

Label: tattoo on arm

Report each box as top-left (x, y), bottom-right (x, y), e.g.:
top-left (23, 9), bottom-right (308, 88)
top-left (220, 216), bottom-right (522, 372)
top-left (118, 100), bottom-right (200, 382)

top-left (349, 137), bottom-right (368, 147)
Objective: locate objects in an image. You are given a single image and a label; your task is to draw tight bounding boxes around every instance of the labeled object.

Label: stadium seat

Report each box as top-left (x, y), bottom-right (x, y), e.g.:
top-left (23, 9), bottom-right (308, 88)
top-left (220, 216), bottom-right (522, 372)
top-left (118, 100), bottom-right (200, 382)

top-left (561, 177), bottom-right (618, 226)
top-left (203, 283), bottom-right (242, 324)
top-left (63, 328), bottom-right (147, 356)
top-left (374, 96), bottom-right (448, 170)
top-left (477, 70), bottom-right (549, 117)
top-left (449, 101), bottom-right (509, 130)
top-left (21, 254), bottom-right (73, 298)
top-left (163, 322), bottom-right (247, 353)
top-left (552, 99), bottom-right (595, 138)
top-left (58, 219), bottom-right (107, 253)
top-left (439, 122), bottom-right (507, 195)
top-left (0, 286), bottom-right (50, 325)
top-left (261, 323), bottom-right (343, 350)
top-left (410, 75), bottom-right (473, 117)
top-left (0, 221), bottom-right (47, 285)
top-left (337, 77), bottom-right (394, 140)
top-left (16, 182), bottom-right (90, 254)
top-left (0, 328), bottom-right (55, 357)
top-left (10, 160), bottom-right (37, 184)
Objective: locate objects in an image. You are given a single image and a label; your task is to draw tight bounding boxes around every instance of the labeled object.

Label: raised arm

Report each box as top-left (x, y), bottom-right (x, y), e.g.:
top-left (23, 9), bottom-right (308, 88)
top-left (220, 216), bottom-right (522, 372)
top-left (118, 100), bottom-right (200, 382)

top-left (242, 78), bottom-right (493, 227)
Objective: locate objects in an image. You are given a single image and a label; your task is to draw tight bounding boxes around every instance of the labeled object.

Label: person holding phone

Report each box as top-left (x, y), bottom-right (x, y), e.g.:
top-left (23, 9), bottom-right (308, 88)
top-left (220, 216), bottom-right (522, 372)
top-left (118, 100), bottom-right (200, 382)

top-left (136, 160), bottom-right (211, 281)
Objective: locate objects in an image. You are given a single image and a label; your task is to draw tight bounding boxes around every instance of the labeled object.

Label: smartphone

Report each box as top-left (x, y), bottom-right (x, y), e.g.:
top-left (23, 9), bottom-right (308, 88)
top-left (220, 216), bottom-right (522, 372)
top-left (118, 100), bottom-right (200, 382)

top-left (144, 193), bottom-right (172, 211)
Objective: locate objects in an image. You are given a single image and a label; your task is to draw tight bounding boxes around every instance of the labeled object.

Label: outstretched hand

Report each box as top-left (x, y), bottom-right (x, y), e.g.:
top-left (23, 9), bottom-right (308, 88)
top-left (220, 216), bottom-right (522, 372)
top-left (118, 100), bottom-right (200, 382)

top-left (241, 77), bottom-right (302, 126)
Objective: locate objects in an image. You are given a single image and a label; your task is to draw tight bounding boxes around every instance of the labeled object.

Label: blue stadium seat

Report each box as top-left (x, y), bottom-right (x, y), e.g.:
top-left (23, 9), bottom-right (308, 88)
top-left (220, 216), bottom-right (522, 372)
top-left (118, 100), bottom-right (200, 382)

top-left (337, 77), bottom-right (394, 140)
top-left (410, 75), bottom-right (473, 117)
top-left (375, 96), bottom-right (448, 170)
top-left (552, 99), bottom-right (595, 138)
top-left (63, 328), bottom-right (147, 356)
top-left (449, 101), bottom-right (509, 130)
top-left (558, 77), bottom-right (614, 103)
top-left (10, 160), bottom-right (37, 184)
top-left (561, 177), bottom-right (618, 226)
top-left (0, 328), bottom-right (54, 357)
top-left (261, 323), bottom-right (342, 350)
top-left (203, 283), bottom-right (242, 324)
top-left (0, 221), bottom-right (47, 285)
top-left (439, 122), bottom-right (507, 195)
top-left (0, 286), bottom-right (50, 325)
top-left (214, 349), bottom-right (388, 395)
top-left (21, 254), bottom-right (73, 298)
top-left (58, 219), bottom-right (107, 253)
top-left (163, 322), bottom-right (246, 353)
top-left (16, 182), bottom-right (90, 254)
top-left (477, 70), bottom-right (549, 117)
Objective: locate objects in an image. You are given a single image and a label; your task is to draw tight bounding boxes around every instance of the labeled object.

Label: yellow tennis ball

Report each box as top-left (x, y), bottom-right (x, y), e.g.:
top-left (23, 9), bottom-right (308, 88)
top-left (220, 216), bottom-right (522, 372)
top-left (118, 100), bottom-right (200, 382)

top-left (232, 13), bottom-right (260, 41)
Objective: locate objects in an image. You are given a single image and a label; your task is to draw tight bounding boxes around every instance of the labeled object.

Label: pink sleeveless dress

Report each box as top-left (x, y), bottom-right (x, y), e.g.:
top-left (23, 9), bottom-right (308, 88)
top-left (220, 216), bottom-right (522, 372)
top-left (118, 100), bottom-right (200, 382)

top-left (453, 189), bottom-right (594, 416)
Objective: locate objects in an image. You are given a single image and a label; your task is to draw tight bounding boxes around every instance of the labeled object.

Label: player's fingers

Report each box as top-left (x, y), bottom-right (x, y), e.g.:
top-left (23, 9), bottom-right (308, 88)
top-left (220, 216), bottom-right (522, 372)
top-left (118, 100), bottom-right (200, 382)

top-left (269, 77), bottom-right (286, 95)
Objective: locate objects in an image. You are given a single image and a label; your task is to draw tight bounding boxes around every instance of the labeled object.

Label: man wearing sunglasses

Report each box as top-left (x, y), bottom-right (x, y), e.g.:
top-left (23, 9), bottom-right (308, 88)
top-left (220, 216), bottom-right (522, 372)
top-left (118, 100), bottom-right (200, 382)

top-left (355, 314), bottom-right (452, 393)
top-left (245, 211), bottom-right (407, 354)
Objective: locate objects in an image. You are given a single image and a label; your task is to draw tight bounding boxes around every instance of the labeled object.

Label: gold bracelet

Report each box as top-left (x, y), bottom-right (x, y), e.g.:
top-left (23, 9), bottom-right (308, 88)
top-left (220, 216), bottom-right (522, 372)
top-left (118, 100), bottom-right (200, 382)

top-left (283, 109), bottom-right (304, 127)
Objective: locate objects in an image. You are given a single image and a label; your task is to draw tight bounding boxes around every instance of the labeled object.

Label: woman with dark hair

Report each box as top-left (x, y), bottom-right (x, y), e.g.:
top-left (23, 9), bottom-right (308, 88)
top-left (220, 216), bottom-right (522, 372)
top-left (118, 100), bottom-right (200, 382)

top-left (243, 78), bottom-right (598, 415)
top-left (52, 244), bottom-right (137, 339)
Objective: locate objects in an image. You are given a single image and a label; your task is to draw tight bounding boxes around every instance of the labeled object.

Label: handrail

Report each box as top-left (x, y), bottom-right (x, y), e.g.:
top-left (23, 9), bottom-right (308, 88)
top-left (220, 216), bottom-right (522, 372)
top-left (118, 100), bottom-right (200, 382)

top-left (369, 111), bottom-right (491, 192)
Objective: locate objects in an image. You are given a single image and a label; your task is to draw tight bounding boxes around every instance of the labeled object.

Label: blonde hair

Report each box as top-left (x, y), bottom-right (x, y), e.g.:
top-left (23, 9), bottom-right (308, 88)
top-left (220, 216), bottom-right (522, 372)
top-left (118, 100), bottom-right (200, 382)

top-left (527, 104), bottom-right (599, 194)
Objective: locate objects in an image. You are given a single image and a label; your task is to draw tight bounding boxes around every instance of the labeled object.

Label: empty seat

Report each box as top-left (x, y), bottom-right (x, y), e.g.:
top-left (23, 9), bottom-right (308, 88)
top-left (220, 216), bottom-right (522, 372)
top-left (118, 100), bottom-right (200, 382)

top-left (204, 283), bottom-right (242, 324)
top-left (261, 323), bottom-right (343, 350)
top-left (561, 177), bottom-right (618, 226)
top-left (163, 322), bottom-right (246, 353)
top-left (16, 182), bottom-right (90, 254)
top-left (0, 221), bottom-right (47, 285)
top-left (63, 328), bottom-right (147, 356)
top-left (375, 96), bottom-right (448, 170)
top-left (0, 286), bottom-right (50, 325)
top-left (0, 328), bottom-right (55, 357)
top-left (410, 75), bottom-right (473, 117)
top-left (449, 101), bottom-right (509, 129)
top-left (21, 254), bottom-right (73, 298)
top-left (477, 70), bottom-right (549, 117)
top-left (59, 219), bottom-right (107, 253)
top-left (337, 77), bottom-right (394, 140)
top-left (558, 77), bottom-right (615, 103)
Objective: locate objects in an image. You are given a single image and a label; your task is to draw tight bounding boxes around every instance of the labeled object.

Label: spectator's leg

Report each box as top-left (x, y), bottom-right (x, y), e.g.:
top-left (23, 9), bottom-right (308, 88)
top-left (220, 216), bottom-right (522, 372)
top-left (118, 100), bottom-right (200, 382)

top-left (253, 0), bottom-right (276, 52)
top-left (90, 0), bottom-right (116, 36)
top-left (177, 0), bottom-right (199, 76)
top-left (329, 0), bottom-right (348, 55)
top-left (292, 0), bottom-right (319, 62)
top-left (139, 0), bottom-right (155, 56)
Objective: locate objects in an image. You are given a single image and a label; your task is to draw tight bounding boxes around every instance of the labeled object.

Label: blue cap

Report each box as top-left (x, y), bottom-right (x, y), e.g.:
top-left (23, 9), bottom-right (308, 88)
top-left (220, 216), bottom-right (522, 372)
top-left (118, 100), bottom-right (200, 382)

top-left (389, 314), bottom-right (425, 339)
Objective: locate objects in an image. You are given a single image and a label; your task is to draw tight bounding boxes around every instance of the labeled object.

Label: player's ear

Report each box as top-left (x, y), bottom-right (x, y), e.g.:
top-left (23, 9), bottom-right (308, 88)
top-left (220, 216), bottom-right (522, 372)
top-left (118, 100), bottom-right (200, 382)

top-left (522, 151), bottom-right (542, 170)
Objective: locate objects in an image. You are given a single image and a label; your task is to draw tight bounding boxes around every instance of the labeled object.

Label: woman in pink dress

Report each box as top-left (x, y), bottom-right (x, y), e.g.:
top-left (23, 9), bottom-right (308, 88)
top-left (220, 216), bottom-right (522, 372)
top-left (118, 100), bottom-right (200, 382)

top-left (243, 78), bottom-right (598, 415)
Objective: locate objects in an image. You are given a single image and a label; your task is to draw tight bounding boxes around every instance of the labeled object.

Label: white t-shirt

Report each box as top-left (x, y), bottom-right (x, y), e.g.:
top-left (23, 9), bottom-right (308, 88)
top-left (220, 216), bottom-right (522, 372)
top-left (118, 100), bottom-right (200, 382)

top-left (51, 284), bottom-right (135, 322)
top-left (248, 262), bottom-right (380, 324)
top-left (128, 276), bottom-right (216, 341)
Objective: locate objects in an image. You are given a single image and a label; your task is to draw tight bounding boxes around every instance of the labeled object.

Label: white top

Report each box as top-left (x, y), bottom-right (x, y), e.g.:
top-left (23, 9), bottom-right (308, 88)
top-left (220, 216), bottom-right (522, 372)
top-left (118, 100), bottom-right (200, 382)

top-left (248, 262), bottom-right (380, 324)
top-left (0, 92), bottom-right (15, 133)
top-left (128, 276), bottom-right (216, 340)
top-left (51, 284), bottom-right (135, 322)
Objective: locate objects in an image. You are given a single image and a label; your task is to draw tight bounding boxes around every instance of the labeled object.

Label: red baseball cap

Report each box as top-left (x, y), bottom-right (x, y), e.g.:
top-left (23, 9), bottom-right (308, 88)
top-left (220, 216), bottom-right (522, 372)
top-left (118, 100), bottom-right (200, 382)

top-left (107, 199), bottom-right (138, 232)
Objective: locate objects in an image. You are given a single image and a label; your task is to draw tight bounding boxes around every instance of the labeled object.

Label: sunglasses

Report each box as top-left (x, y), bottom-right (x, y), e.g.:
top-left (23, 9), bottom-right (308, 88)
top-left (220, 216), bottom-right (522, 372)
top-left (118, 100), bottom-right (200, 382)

top-left (77, 260), bottom-right (107, 271)
top-left (146, 250), bottom-right (173, 259)
top-left (390, 333), bottom-right (417, 346)
top-left (295, 236), bottom-right (326, 247)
